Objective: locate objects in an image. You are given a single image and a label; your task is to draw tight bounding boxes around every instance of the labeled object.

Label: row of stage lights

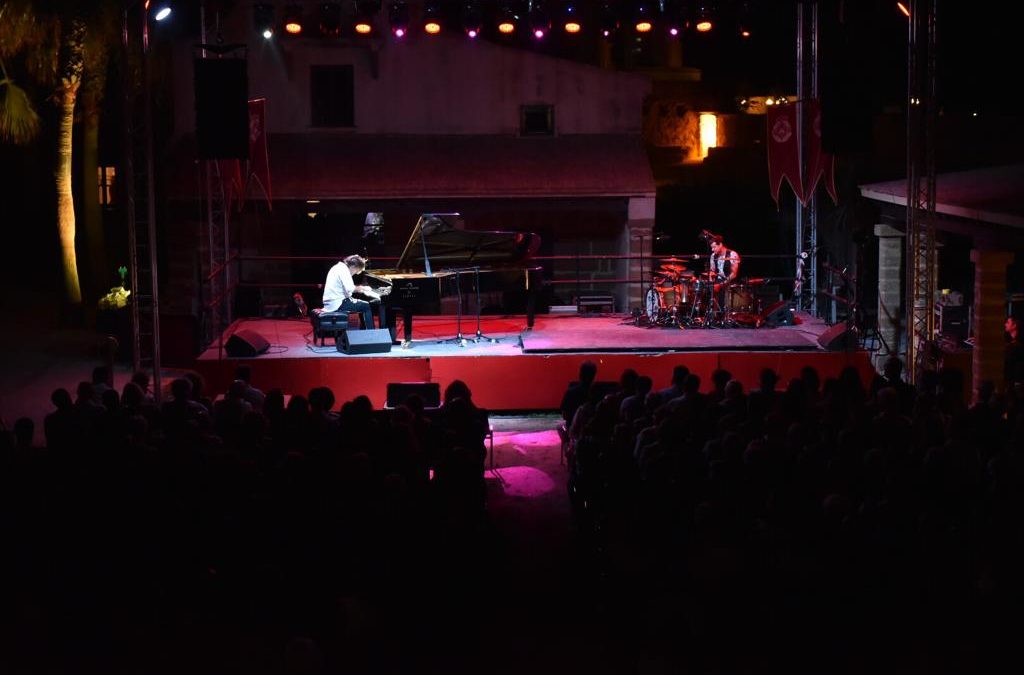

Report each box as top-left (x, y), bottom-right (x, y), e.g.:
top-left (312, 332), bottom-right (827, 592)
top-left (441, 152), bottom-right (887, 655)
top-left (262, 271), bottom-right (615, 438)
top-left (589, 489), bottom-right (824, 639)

top-left (253, 2), bottom-right (740, 42)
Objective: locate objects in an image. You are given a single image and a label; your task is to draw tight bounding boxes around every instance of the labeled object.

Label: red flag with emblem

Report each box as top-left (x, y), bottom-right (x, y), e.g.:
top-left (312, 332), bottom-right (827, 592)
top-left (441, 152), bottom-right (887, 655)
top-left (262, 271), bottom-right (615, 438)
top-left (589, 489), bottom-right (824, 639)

top-left (766, 103), bottom-right (803, 207)
top-left (247, 98), bottom-right (272, 209)
top-left (803, 99), bottom-right (839, 205)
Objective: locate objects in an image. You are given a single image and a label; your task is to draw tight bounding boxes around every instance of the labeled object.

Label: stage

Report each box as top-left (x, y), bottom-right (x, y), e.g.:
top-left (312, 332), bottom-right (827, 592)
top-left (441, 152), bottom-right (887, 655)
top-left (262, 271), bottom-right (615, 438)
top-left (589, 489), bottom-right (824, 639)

top-left (193, 312), bottom-right (875, 410)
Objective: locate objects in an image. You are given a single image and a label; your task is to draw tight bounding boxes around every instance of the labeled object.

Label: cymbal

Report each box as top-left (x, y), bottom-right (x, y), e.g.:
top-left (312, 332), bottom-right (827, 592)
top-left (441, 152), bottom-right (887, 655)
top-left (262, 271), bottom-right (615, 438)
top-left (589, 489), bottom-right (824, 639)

top-left (746, 277), bottom-right (769, 286)
top-left (660, 264), bottom-right (686, 272)
top-left (659, 257), bottom-right (689, 264)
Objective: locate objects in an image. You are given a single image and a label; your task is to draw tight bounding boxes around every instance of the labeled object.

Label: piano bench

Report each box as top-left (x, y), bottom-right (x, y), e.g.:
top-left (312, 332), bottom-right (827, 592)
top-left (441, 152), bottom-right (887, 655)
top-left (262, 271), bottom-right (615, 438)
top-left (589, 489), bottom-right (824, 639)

top-left (310, 308), bottom-right (365, 347)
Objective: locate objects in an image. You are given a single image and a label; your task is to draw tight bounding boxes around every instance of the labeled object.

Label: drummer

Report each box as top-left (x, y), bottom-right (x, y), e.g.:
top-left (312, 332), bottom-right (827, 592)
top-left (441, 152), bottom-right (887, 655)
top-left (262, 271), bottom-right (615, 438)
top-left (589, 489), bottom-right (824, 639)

top-left (708, 233), bottom-right (741, 292)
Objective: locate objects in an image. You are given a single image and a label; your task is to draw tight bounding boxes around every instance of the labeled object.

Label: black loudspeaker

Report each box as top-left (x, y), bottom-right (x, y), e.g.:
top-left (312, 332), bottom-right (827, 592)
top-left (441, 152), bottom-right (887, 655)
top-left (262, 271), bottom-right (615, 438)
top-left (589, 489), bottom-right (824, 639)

top-left (386, 382), bottom-right (441, 409)
top-left (336, 329), bottom-right (393, 355)
top-left (194, 58), bottom-right (249, 160)
top-left (817, 323), bottom-right (857, 351)
top-left (225, 329), bottom-right (270, 357)
top-left (761, 300), bottom-right (795, 327)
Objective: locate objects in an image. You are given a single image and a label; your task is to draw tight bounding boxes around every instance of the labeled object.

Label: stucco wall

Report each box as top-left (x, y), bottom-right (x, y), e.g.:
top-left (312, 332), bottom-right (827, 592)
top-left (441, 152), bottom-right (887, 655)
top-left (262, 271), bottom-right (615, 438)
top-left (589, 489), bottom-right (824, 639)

top-left (173, 33), bottom-right (650, 137)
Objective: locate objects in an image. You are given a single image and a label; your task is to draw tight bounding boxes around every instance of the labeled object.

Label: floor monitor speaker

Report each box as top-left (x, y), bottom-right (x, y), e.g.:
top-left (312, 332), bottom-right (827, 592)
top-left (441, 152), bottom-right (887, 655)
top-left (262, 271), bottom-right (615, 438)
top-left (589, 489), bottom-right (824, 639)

top-left (817, 322), bottom-right (858, 351)
top-left (337, 329), bottom-right (393, 355)
top-left (760, 300), bottom-right (795, 327)
top-left (225, 329), bottom-right (270, 357)
top-left (386, 382), bottom-right (441, 409)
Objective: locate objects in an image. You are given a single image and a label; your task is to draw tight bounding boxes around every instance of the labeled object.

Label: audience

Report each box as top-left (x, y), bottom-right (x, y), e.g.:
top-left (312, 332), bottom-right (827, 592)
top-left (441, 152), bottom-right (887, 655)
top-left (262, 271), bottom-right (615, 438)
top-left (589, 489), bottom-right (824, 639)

top-left (4, 355), bottom-right (1022, 674)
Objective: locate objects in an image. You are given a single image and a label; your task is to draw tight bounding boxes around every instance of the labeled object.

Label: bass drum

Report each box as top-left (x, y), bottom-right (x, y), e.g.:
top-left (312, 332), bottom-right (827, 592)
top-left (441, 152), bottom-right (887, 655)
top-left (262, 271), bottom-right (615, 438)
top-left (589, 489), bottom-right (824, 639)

top-left (644, 286), bottom-right (663, 322)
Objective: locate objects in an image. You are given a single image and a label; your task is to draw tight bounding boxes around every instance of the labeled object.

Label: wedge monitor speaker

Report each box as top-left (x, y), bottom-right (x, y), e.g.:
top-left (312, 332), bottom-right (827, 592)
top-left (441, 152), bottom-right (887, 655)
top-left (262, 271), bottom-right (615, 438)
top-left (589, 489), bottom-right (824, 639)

top-left (336, 329), bottom-right (393, 355)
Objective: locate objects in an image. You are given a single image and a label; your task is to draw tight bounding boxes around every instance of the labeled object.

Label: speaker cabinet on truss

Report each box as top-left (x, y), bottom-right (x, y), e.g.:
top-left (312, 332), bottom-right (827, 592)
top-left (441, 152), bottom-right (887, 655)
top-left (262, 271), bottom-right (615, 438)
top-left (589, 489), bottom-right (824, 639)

top-left (194, 57), bottom-right (249, 160)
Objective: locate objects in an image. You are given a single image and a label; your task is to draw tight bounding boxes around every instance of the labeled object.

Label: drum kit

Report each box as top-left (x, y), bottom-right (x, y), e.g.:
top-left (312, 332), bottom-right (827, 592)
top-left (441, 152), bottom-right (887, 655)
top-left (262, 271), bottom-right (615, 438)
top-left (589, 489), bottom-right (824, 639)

top-left (643, 258), bottom-right (767, 328)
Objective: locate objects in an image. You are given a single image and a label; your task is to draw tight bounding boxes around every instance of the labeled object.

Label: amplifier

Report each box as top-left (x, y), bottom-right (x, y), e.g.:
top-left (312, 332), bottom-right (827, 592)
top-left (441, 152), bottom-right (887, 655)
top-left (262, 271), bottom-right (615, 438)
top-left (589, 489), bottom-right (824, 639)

top-left (934, 303), bottom-right (970, 340)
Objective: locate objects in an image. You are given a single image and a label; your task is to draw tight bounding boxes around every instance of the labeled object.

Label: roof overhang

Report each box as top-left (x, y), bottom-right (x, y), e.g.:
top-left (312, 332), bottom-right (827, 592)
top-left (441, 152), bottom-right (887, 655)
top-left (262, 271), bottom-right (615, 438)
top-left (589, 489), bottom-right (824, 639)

top-left (166, 133), bottom-right (656, 202)
top-left (858, 164), bottom-right (1024, 230)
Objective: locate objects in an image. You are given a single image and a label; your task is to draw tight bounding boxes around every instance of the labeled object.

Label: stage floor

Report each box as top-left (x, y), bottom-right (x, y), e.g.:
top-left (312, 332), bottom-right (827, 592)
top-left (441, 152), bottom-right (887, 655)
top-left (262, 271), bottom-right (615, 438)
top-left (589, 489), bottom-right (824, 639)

top-left (192, 313), bottom-right (872, 411)
top-left (198, 312), bottom-right (831, 361)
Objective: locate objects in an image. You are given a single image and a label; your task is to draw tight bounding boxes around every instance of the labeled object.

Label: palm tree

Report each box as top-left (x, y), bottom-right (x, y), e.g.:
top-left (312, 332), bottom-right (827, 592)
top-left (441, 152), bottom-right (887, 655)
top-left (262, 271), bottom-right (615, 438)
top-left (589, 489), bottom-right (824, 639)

top-left (0, 1), bottom-right (116, 307)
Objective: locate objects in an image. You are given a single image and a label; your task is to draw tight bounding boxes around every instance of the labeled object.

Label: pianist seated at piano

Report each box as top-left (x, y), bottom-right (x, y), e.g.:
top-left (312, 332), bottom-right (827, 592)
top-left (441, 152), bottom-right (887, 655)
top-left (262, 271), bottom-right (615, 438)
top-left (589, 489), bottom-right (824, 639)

top-left (321, 254), bottom-right (378, 329)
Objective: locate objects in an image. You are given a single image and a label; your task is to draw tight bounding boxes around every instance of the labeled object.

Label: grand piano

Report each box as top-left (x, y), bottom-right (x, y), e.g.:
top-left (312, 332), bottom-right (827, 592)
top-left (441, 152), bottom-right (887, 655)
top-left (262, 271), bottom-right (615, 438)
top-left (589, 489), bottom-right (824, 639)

top-left (356, 213), bottom-right (543, 346)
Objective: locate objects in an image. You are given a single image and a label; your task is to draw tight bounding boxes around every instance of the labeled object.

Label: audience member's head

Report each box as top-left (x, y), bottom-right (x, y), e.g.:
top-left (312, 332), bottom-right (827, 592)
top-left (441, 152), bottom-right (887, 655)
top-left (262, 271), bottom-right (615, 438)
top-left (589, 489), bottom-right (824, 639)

top-left (444, 380), bottom-right (473, 406)
top-left (131, 370), bottom-right (151, 392)
top-left (883, 356), bottom-right (904, 382)
top-left (671, 364), bottom-right (690, 385)
top-left (235, 364), bottom-right (253, 384)
top-left (51, 388), bottom-right (73, 410)
top-left (759, 368), bottom-right (778, 392)
top-left (579, 360), bottom-right (598, 385)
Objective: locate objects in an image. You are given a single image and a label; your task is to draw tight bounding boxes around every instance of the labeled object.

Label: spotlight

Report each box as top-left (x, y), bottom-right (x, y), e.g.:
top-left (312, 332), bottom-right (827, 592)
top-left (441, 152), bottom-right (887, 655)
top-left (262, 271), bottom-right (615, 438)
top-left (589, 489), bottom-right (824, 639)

top-left (529, 3), bottom-right (550, 40)
top-left (662, 0), bottom-right (684, 36)
top-left (388, 1), bottom-right (409, 37)
top-left (254, 3), bottom-right (275, 39)
top-left (319, 3), bottom-right (342, 37)
top-left (562, 2), bottom-right (581, 34)
top-left (283, 3), bottom-right (304, 35)
top-left (463, 1), bottom-right (483, 38)
top-left (354, 0), bottom-right (381, 34)
top-left (634, 2), bottom-right (654, 33)
top-left (896, 2), bottom-right (910, 18)
top-left (423, 1), bottom-right (442, 35)
top-left (599, 2), bottom-right (618, 38)
top-left (737, 1), bottom-right (751, 38)
top-left (695, 4), bottom-right (713, 33)
top-left (497, 5), bottom-right (517, 35)
top-left (152, 3), bottom-right (172, 22)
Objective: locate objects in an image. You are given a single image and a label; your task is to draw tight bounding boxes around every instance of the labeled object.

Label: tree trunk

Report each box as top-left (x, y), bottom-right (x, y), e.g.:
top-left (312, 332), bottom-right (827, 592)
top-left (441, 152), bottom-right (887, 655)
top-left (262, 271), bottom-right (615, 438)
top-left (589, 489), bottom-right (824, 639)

top-left (56, 16), bottom-right (85, 306)
top-left (81, 87), bottom-right (106, 301)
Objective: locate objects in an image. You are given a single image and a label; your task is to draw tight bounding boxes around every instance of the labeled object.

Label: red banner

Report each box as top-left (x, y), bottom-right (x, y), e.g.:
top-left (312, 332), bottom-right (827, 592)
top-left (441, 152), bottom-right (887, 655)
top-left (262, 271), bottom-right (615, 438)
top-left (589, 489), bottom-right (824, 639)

top-left (247, 98), bottom-right (272, 209)
top-left (803, 99), bottom-right (838, 205)
top-left (766, 103), bottom-right (803, 206)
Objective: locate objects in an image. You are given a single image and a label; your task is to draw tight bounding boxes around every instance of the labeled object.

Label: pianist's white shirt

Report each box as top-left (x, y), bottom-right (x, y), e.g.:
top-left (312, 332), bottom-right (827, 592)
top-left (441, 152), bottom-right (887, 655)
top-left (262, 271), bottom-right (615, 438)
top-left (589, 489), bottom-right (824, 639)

top-left (322, 262), bottom-right (356, 312)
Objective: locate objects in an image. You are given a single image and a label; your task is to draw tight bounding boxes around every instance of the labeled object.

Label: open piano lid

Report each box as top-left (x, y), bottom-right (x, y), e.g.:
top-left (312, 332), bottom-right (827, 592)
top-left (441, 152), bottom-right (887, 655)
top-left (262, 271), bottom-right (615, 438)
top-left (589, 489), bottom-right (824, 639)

top-left (395, 213), bottom-right (541, 272)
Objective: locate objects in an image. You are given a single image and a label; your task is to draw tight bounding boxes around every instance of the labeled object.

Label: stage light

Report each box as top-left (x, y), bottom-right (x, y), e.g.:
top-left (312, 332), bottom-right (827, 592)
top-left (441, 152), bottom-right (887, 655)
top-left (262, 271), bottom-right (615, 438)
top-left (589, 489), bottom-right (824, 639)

top-left (695, 4), bottom-right (713, 33)
top-left (599, 2), bottom-right (618, 38)
top-left (353, 0), bottom-right (381, 33)
top-left (896, 2), bottom-right (910, 18)
top-left (152, 3), bottom-right (172, 22)
top-left (389, 1), bottom-right (409, 37)
top-left (463, 1), bottom-right (483, 38)
top-left (634, 2), bottom-right (654, 33)
top-left (318, 3), bottom-right (342, 37)
top-left (423, 1), bottom-right (442, 35)
top-left (283, 3), bottom-right (303, 34)
top-left (737, 1), bottom-right (751, 38)
top-left (497, 5), bottom-right (517, 35)
top-left (562, 2), bottom-right (581, 34)
top-left (254, 3), bottom-right (275, 39)
top-left (529, 3), bottom-right (550, 40)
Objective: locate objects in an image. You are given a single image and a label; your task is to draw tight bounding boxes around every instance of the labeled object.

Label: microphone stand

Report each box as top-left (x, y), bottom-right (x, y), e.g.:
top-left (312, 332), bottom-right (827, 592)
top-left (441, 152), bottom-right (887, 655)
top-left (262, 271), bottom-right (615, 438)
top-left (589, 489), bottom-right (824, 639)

top-left (470, 266), bottom-right (498, 343)
top-left (438, 269), bottom-right (468, 347)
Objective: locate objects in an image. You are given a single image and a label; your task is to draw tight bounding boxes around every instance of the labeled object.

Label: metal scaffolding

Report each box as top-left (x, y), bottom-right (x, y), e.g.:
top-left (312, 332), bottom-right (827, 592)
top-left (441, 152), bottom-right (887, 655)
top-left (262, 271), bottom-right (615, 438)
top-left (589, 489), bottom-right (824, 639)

top-left (904, 0), bottom-right (938, 382)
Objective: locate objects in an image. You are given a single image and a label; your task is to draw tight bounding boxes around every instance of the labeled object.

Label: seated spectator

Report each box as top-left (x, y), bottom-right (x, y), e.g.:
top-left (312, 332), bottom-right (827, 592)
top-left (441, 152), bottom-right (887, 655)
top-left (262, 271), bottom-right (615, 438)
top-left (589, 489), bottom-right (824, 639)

top-left (234, 364), bottom-right (266, 411)
top-left (656, 364), bottom-right (690, 403)
top-left (560, 360), bottom-right (597, 424)
top-left (620, 375), bottom-right (653, 423)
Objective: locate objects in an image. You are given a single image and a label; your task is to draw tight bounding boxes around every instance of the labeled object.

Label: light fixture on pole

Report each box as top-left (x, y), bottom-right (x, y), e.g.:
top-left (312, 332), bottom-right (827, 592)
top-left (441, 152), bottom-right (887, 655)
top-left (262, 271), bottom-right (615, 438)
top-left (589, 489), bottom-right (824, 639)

top-left (423, 0), bottom-right (442, 35)
top-left (388, 1), bottom-right (409, 37)
top-left (695, 3), bottom-right (713, 33)
top-left (634, 2), bottom-right (654, 33)
top-left (497, 5), bottom-right (517, 35)
top-left (283, 3), bottom-right (304, 35)
top-left (529, 2), bottom-right (550, 40)
top-left (463, 1), bottom-right (483, 38)
top-left (254, 3), bottom-right (275, 39)
top-left (353, 1), bottom-right (381, 35)
top-left (562, 2), bottom-right (581, 34)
